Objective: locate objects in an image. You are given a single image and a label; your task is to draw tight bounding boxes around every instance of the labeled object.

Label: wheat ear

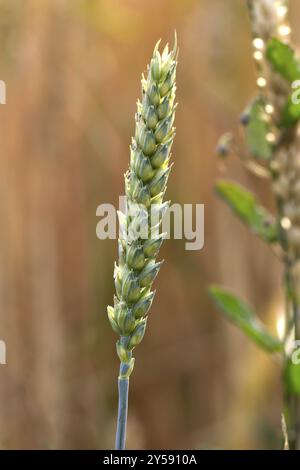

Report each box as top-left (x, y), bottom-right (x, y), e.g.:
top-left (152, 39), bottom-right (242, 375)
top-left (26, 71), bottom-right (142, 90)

top-left (107, 36), bottom-right (178, 450)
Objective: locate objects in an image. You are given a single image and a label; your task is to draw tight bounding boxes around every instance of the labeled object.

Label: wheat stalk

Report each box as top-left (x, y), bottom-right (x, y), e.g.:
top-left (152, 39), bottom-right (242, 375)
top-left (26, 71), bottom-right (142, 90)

top-left (212, 0), bottom-right (300, 449)
top-left (247, 0), bottom-right (300, 449)
top-left (107, 36), bottom-right (178, 450)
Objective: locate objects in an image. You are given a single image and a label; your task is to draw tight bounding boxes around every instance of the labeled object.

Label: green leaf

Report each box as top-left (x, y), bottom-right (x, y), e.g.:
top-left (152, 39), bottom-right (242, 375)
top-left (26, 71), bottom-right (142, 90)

top-left (266, 38), bottom-right (300, 82)
top-left (280, 95), bottom-right (300, 128)
top-left (284, 359), bottom-right (300, 396)
top-left (266, 39), bottom-right (300, 127)
top-left (209, 286), bottom-right (283, 353)
top-left (215, 180), bottom-right (279, 243)
top-left (245, 98), bottom-right (272, 160)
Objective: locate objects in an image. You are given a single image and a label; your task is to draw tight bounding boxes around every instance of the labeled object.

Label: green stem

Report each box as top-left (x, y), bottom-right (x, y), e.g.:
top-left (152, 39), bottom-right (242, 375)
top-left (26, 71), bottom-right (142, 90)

top-left (115, 363), bottom-right (129, 450)
top-left (284, 266), bottom-right (300, 450)
top-left (291, 277), bottom-right (300, 450)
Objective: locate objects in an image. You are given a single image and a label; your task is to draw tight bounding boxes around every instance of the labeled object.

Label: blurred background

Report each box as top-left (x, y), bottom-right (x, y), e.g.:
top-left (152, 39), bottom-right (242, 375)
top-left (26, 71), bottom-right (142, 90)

top-left (0, 0), bottom-right (300, 450)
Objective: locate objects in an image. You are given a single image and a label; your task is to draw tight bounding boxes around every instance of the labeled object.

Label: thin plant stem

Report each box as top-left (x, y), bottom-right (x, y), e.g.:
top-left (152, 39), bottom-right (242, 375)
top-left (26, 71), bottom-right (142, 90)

top-left (283, 265), bottom-right (300, 449)
top-left (115, 363), bottom-right (129, 450)
top-left (290, 274), bottom-right (300, 450)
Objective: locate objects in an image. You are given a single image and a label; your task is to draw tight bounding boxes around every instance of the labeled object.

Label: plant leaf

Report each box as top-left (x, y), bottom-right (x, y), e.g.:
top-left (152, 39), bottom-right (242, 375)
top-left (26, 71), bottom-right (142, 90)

top-left (266, 39), bottom-right (300, 127)
top-left (245, 98), bottom-right (272, 160)
top-left (266, 38), bottom-right (300, 82)
top-left (284, 360), bottom-right (300, 396)
top-left (209, 286), bottom-right (283, 353)
top-left (215, 180), bottom-right (279, 243)
top-left (280, 96), bottom-right (300, 128)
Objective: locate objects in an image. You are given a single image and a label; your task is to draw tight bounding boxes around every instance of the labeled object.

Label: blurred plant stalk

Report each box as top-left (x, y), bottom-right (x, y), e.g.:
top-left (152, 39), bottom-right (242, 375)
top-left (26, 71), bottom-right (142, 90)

top-left (247, 0), bottom-right (300, 450)
top-left (211, 0), bottom-right (300, 449)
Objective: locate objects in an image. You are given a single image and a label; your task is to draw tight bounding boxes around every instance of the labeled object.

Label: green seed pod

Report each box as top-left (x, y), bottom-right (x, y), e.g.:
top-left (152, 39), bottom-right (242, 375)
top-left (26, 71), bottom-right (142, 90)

top-left (114, 302), bottom-right (136, 335)
top-left (140, 129), bottom-right (156, 156)
top-left (128, 320), bottom-right (147, 349)
top-left (128, 171), bottom-right (141, 199)
top-left (159, 64), bottom-right (176, 97)
top-left (157, 96), bottom-right (171, 120)
top-left (147, 82), bottom-right (160, 107)
top-left (139, 260), bottom-right (162, 288)
top-left (122, 270), bottom-right (141, 303)
top-left (148, 167), bottom-right (171, 197)
top-left (150, 192), bottom-right (164, 205)
top-left (143, 105), bottom-right (158, 130)
top-left (154, 115), bottom-right (174, 143)
top-left (150, 50), bottom-right (161, 81)
top-left (116, 340), bottom-right (131, 363)
top-left (129, 176), bottom-right (150, 207)
top-left (107, 306), bottom-right (122, 335)
top-left (151, 143), bottom-right (170, 168)
top-left (114, 300), bottom-right (126, 322)
top-left (141, 93), bottom-right (151, 115)
top-left (126, 243), bottom-right (146, 270)
top-left (160, 40), bottom-right (177, 78)
top-left (114, 266), bottom-right (122, 299)
top-left (118, 240), bottom-right (126, 266)
top-left (130, 148), bottom-right (141, 171)
top-left (135, 121), bottom-right (144, 146)
top-left (134, 155), bottom-right (154, 182)
top-left (135, 184), bottom-right (152, 207)
top-left (132, 291), bottom-right (155, 319)
top-left (120, 310), bottom-right (136, 335)
top-left (143, 234), bottom-right (164, 258)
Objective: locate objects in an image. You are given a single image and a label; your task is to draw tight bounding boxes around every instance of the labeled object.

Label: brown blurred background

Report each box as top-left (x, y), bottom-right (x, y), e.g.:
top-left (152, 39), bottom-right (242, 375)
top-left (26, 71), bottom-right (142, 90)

top-left (0, 0), bottom-right (299, 450)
